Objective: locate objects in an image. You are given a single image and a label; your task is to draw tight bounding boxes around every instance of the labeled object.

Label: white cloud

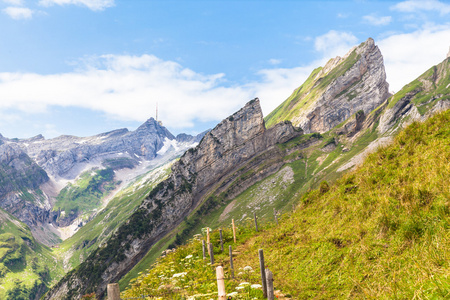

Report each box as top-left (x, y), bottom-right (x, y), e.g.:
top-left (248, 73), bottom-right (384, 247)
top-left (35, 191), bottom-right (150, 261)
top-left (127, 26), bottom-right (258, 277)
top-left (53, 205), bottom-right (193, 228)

top-left (363, 15), bottom-right (392, 26)
top-left (1, 25), bottom-right (448, 137)
top-left (392, 0), bottom-right (450, 15)
top-left (2, 6), bottom-right (33, 19)
top-left (0, 53), bottom-right (318, 133)
top-left (314, 30), bottom-right (358, 58)
top-left (268, 59), bottom-right (282, 65)
top-left (38, 0), bottom-right (114, 11)
top-left (0, 55), bottom-right (252, 130)
top-left (2, 0), bottom-right (24, 5)
top-left (378, 24), bottom-right (450, 92)
top-left (248, 66), bottom-right (314, 116)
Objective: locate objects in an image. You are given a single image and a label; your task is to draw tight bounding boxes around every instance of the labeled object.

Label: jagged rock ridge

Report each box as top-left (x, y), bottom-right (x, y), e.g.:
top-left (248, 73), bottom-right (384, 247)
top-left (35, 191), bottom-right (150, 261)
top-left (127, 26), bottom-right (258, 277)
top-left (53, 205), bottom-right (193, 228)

top-left (379, 56), bottom-right (450, 134)
top-left (44, 98), bottom-right (302, 299)
top-left (265, 38), bottom-right (390, 133)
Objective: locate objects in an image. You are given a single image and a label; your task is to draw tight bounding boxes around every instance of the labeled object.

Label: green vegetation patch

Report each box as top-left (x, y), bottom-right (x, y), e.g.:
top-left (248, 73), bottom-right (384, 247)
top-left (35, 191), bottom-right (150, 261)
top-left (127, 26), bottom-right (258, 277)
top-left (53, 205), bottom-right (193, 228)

top-left (0, 210), bottom-right (63, 299)
top-left (53, 168), bottom-right (119, 217)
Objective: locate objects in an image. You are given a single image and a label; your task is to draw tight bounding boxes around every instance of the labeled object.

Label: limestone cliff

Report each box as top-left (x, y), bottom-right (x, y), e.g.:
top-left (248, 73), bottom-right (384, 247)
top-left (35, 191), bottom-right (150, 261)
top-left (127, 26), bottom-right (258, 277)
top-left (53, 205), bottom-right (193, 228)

top-left (44, 98), bottom-right (302, 299)
top-left (379, 56), bottom-right (450, 134)
top-left (0, 144), bottom-right (53, 228)
top-left (265, 38), bottom-right (390, 133)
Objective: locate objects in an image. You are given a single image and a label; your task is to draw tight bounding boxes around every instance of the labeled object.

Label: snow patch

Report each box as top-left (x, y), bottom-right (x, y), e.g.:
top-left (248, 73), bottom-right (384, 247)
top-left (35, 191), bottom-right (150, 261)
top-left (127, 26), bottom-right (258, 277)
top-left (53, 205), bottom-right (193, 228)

top-left (157, 138), bottom-right (180, 155)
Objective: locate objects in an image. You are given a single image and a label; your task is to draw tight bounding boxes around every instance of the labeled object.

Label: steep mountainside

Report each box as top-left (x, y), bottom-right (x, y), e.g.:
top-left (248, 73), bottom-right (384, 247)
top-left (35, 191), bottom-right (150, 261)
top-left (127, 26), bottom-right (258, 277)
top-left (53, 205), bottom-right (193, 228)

top-left (0, 208), bottom-right (63, 300)
top-left (54, 161), bottom-right (174, 273)
top-left (123, 109), bottom-right (450, 299)
top-left (44, 99), bottom-right (303, 299)
top-left (234, 109), bottom-right (450, 299)
top-left (0, 144), bottom-right (62, 246)
top-left (378, 56), bottom-right (450, 134)
top-left (265, 38), bottom-right (390, 133)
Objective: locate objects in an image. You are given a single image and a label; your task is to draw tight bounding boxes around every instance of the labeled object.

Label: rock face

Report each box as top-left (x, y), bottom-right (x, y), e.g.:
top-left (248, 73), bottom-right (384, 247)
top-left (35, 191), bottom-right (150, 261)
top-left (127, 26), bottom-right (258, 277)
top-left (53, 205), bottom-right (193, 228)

top-left (0, 144), bottom-right (53, 227)
top-left (379, 56), bottom-right (450, 134)
top-left (265, 38), bottom-right (390, 134)
top-left (44, 98), bottom-right (302, 299)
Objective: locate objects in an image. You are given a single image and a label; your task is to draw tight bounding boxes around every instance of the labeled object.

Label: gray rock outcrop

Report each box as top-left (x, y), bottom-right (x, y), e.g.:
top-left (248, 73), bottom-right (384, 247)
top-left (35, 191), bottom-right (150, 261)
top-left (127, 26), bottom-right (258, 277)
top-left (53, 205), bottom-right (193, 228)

top-left (0, 144), bottom-right (53, 227)
top-left (291, 38), bottom-right (390, 133)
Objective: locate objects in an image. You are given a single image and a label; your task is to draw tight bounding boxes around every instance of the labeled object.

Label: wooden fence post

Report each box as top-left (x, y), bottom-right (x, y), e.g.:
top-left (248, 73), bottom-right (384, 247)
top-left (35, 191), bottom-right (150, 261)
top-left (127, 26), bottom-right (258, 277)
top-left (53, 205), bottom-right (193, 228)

top-left (254, 212), bottom-right (258, 232)
top-left (202, 240), bottom-right (206, 260)
top-left (216, 266), bottom-right (226, 300)
top-left (229, 245), bottom-right (234, 279)
top-left (219, 228), bottom-right (224, 252)
top-left (266, 269), bottom-right (274, 300)
top-left (107, 283), bottom-right (120, 300)
top-left (275, 214), bottom-right (278, 226)
top-left (207, 227), bottom-right (211, 255)
top-left (232, 219), bottom-right (236, 243)
top-left (209, 242), bottom-right (215, 265)
top-left (259, 249), bottom-right (267, 298)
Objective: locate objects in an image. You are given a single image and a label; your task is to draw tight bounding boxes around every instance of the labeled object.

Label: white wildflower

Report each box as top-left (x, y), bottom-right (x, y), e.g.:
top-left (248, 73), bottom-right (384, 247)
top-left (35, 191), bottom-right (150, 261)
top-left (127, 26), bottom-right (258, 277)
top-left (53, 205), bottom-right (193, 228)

top-left (251, 284), bottom-right (262, 289)
top-left (239, 282), bottom-right (251, 286)
top-left (185, 254), bottom-right (193, 259)
top-left (172, 272), bottom-right (187, 278)
top-left (243, 266), bottom-right (253, 271)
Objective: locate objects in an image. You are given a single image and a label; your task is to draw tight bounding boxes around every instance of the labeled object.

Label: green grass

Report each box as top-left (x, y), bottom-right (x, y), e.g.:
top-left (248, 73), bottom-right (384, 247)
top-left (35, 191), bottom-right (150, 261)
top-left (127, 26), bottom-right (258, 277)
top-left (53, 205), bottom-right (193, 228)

top-left (121, 223), bottom-right (271, 300)
top-left (119, 110), bottom-right (384, 293)
top-left (53, 168), bottom-right (118, 218)
top-left (234, 109), bottom-right (450, 299)
top-left (0, 209), bottom-right (63, 299)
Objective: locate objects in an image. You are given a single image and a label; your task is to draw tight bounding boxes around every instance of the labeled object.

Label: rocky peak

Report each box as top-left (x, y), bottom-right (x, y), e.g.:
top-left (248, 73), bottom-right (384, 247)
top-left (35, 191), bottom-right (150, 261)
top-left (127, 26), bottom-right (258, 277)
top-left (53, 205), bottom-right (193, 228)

top-left (265, 37), bottom-right (390, 134)
top-left (135, 117), bottom-right (175, 139)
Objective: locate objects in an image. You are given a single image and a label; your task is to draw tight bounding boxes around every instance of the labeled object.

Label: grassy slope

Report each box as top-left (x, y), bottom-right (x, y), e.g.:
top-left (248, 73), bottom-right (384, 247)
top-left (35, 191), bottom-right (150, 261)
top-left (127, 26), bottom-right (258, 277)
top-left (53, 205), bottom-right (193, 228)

top-left (0, 209), bottom-right (63, 299)
top-left (122, 109), bottom-right (450, 299)
top-left (54, 161), bottom-right (173, 272)
top-left (235, 109), bottom-right (450, 299)
top-left (53, 168), bottom-right (119, 220)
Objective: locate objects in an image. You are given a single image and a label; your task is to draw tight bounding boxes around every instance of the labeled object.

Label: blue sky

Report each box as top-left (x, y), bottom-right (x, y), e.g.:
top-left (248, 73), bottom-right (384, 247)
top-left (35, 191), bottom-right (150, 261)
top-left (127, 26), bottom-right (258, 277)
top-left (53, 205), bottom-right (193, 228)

top-left (0, 0), bottom-right (450, 139)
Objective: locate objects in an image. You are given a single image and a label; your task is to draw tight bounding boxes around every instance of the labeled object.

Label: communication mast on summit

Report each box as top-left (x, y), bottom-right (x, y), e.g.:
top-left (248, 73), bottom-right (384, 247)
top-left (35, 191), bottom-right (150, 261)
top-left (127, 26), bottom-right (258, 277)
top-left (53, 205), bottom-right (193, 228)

top-left (156, 102), bottom-right (163, 126)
